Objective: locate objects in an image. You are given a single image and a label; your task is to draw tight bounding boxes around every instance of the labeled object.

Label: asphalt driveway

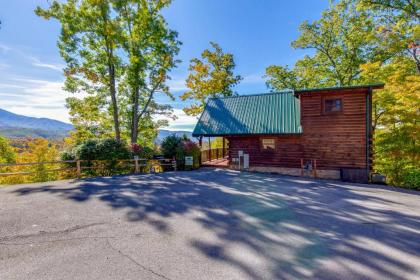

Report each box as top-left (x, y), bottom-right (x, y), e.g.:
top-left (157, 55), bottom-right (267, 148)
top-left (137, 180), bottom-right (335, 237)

top-left (1, 168), bottom-right (419, 280)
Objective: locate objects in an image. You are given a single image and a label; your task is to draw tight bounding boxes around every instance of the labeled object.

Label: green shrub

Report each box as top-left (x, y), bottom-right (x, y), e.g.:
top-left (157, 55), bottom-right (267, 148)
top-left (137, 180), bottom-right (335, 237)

top-left (161, 135), bottom-right (183, 159)
top-left (161, 135), bottom-right (200, 170)
top-left (63, 138), bottom-right (131, 161)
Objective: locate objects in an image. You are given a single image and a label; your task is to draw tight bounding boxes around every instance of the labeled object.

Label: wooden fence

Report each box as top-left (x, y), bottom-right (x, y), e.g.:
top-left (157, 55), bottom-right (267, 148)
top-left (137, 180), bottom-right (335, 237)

top-left (0, 158), bottom-right (177, 180)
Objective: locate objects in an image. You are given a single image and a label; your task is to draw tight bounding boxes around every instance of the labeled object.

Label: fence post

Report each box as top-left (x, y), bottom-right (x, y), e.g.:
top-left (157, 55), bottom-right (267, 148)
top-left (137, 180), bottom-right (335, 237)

top-left (76, 159), bottom-right (81, 179)
top-left (172, 158), bottom-right (177, 171)
top-left (134, 157), bottom-right (139, 174)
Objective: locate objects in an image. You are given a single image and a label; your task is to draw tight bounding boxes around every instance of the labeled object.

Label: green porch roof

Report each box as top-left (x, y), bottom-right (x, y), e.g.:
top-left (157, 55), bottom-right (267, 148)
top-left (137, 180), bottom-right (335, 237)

top-left (192, 91), bottom-right (302, 137)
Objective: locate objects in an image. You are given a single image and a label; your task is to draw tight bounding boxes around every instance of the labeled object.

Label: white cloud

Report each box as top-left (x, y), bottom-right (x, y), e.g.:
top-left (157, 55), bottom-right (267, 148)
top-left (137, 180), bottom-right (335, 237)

top-left (167, 78), bottom-right (188, 92)
top-left (0, 77), bottom-right (196, 129)
top-left (154, 108), bottom-right (197, 131)
top-left (0, 78), bottom-right (76, 123)
top-left (0, 42), bottom-right (63, 72)
top-left (0, 43), bottom-right (12, 52)
top-left (30, 57), bottom-right (64, 72)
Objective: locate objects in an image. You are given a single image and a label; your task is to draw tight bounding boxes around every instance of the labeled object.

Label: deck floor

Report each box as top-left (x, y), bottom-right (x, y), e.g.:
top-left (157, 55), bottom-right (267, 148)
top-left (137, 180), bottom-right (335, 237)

top-left (201, 157), bottom-right (229, 167)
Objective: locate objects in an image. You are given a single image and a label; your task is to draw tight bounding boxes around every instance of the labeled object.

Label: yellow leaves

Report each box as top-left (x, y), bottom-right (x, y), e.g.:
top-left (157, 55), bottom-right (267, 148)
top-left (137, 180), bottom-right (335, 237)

top-left (181, 42), bottom-right (241, 116)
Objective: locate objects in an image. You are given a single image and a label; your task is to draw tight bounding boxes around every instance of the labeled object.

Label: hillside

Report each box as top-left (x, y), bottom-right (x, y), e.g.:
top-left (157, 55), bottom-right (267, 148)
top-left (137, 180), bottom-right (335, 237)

top-left (0, 108), bottom-right (73, 139)
top-left (0, 108), bottom-right (73, 131)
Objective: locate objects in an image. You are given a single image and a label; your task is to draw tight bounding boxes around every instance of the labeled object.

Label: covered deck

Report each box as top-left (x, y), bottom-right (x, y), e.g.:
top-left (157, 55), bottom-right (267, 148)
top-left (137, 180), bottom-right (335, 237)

top-left (200, 147), bottom-right (229, 167)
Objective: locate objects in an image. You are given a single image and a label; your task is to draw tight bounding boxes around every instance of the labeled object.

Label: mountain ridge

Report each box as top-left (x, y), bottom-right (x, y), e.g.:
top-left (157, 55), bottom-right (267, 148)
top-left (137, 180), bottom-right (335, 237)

top-left (0, 108), bottom-right (192, 141)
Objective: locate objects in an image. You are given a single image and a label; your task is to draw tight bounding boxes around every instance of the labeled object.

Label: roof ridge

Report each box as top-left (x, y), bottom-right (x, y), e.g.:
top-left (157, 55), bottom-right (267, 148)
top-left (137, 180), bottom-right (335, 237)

top-left (209, 90), bottom-right (294, 100)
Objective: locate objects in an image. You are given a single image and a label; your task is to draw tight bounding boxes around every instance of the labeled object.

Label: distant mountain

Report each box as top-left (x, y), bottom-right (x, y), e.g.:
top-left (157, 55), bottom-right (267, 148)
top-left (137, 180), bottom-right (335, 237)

top-left (0, 108), bottom-right (193, 141)
top-left (0, 108), bottom-right (73, 139)
top-left (0, 108), bottom-right (73, 131)
top-left (156, 130), bottom-right (193, 144)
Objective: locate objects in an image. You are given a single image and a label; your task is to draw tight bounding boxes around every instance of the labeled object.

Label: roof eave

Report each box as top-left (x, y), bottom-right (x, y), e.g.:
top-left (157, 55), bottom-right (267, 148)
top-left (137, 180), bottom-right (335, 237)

top-left (295, 83), bottom-right (385, 94)
top-left (192, 132), bottom-right (303, 137)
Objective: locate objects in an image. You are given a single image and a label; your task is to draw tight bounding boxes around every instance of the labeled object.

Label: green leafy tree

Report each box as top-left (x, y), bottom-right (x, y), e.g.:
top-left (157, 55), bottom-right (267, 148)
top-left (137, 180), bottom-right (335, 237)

top-left (357, 0), bottom-right (419, 73)
top-left (181, 42), bottom-right (242, 116)
top-left (36, 0), bottom-right (122, 140)
top-left (264, 1), bottom-right (387, 90)
top-left (37, 0), bottom-right (180, 145)
top-left (356, 0), bottom-right (419, 187)
top-left (114, 0), bottom-right (181, 144)
top-left (264, 0), bottom-right (419, 187)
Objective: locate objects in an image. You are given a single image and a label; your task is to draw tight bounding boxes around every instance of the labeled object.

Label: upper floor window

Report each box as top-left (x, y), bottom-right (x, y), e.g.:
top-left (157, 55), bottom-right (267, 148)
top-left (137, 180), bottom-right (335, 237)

top-left (324, 98), bottom-right (342, 113)
top-left (261, 138), bottom-right (275, 150)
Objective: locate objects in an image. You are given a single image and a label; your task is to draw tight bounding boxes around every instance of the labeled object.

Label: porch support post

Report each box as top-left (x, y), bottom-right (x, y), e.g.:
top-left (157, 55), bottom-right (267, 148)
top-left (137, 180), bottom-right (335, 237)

top-left (208, 137), bottom-right (211, 161)
top-left (222, 137), bottom-right (226, 157)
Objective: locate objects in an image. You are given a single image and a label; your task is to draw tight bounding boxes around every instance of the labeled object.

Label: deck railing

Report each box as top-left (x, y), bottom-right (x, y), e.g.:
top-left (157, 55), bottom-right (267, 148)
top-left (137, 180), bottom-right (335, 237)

top-left (200, 148), bottom-right (228, 163)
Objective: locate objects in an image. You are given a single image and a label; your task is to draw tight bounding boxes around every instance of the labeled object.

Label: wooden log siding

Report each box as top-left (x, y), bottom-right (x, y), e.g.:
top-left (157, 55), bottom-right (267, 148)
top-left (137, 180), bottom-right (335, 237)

top-left (227, 88), bottom-right (371, 171)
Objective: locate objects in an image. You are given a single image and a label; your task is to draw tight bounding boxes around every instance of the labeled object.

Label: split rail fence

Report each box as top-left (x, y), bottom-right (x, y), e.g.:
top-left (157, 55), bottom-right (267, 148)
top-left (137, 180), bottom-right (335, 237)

top-left (0, 158), bottom-right (177, 182)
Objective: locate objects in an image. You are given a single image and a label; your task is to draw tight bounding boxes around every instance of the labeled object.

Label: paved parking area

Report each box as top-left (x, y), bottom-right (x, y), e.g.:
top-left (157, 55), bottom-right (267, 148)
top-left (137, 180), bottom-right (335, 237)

top-left (1, 168), bottom-right (420, 280)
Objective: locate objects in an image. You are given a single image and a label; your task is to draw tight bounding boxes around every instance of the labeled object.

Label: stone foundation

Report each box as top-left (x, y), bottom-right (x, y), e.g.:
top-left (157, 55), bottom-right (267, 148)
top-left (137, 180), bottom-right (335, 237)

top-left (231, 165), bottom-right (341, 180)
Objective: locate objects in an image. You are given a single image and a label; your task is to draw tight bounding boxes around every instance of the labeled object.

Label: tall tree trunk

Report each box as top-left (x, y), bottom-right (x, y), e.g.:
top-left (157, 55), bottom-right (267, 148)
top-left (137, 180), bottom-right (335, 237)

top-left (100, 3), bottom-right (121, 141)
top-left (130, 86), bottom-right (140, 144)
top-left (108, 51), bottom-right (121, 141)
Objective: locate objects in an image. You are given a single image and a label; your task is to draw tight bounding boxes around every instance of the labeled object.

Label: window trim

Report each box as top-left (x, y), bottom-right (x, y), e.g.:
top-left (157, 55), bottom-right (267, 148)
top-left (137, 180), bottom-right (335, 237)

top-left (322, 97), bottom-right (343, 114)
top-left (260, 138), bottom-right (276, 151)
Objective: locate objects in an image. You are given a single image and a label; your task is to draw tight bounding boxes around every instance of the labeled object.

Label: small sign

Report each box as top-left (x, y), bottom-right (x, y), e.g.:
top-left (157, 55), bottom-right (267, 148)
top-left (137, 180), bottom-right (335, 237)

top-left (243, 154), bottom-right (249, 169)
top-left (134, 156), bottom-right (139, 160)
top-left (185, 156), bottom-right (193, 166)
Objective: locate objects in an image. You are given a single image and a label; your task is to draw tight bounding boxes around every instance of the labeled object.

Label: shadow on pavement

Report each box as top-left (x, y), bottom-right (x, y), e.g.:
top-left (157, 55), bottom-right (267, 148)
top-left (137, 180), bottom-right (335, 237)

top-left (11, 169), bottom-right (420, 279)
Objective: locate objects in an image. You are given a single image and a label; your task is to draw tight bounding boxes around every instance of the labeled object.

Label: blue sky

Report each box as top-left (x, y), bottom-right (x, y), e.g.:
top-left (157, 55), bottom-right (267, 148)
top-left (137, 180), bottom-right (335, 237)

top-left (0, 0), bottom-right (328, 131)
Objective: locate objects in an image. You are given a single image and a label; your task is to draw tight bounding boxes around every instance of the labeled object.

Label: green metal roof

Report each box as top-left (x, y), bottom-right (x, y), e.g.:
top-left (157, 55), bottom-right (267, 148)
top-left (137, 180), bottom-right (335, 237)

top-left (192, 91), bottom-right (302, 137)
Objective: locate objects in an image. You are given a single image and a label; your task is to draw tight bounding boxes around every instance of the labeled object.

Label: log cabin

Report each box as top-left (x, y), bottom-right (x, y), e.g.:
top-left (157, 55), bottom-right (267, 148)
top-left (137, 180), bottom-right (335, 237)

top-left (192, 84), bottom-right (384, 183)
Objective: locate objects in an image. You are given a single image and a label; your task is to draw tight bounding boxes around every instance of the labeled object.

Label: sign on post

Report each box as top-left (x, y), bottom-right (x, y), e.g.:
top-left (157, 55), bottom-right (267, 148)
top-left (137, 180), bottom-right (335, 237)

top-left (185, 156), bottom-right (193, 166)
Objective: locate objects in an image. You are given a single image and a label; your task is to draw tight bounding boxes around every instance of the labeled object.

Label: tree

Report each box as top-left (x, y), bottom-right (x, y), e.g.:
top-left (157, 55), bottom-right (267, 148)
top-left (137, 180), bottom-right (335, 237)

top-left (19, 138), bottom-right (59, 182)
top-left (37, 0), bottom-right (180, 145)
top-left (180, 42), bottom-right (242, 116)
top-left (0, 136), bottom-right (16, 164)
top-left (264, 0), bottom-right (419, 187)
top-left (114, 0), bottom-right (181, 144)
top-left (36, 1), bottom-right (122, 141)
top-left (264, 1), bottom-right (387, 90)
top-left (357, 0), bottom-right (420, 73)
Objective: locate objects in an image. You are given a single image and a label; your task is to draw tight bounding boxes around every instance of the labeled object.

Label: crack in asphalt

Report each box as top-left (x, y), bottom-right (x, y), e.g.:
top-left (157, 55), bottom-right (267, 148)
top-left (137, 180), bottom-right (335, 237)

top-left (0, 222), bottom-right (106, 243)
top-left (0, 236), bottom-right (117, 246)
top-left (106, 239), bottom-right (172, 280)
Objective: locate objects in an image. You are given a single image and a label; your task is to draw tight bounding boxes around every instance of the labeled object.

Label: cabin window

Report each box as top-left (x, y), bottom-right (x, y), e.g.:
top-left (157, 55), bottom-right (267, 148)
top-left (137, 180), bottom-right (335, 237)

top-left (261, 138), bottom-right (275, 150)
top-left (324, 98), bottom-right (342, 113)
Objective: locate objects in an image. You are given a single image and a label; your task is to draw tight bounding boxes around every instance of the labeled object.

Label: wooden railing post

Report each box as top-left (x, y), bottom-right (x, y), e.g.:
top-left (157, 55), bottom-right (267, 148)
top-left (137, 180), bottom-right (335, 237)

top-left (172, 158), bottom-right (177, 171)
top-left (76, 159), bottom-right (81, 178)
top-left (134, 157), bottom-right (139, 174)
